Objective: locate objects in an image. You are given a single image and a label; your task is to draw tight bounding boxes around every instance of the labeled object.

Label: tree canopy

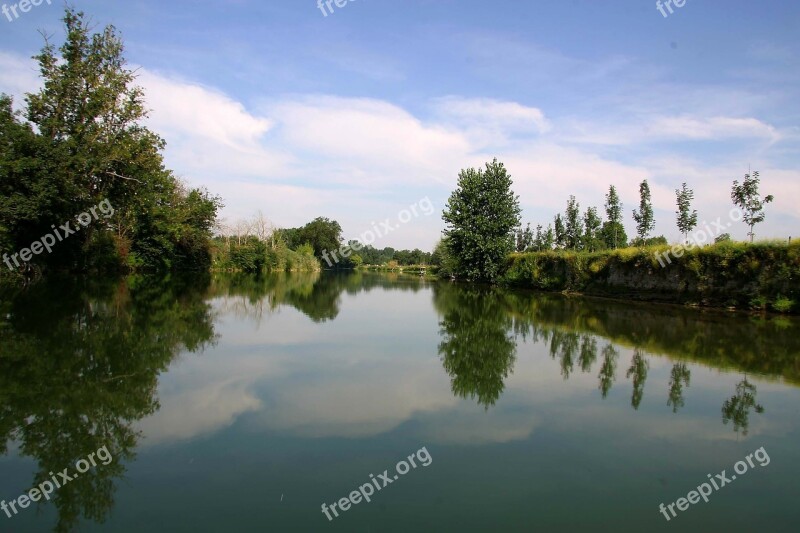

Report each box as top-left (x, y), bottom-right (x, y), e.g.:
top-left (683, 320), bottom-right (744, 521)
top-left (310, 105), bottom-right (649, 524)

top-left (0, 8), bottom-right (221, 275)
top-left (441, 158), bottom-right (521, 282)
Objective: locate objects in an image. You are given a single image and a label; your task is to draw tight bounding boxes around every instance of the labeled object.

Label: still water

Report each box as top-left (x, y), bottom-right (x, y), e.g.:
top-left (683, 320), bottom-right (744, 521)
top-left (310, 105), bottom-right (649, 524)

top-left (1, 271), bottom-right (798, 532)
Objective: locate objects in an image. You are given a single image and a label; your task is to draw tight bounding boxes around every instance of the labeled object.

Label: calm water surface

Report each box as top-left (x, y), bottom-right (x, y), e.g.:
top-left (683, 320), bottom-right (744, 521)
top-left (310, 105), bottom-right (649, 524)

top-left (1, 271), bottom-right (798, 532)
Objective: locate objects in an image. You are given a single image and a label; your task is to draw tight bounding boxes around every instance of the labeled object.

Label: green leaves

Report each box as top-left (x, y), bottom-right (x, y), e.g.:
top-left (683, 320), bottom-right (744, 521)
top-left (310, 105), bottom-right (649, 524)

top-left (731, 171), bottom-right (772, 242)
top-left (442, 158), bottom-right (521, 282)
top-left (632, 179), bottom-right (655, 244)
top-left (675, 182), bottom-right (698, 243)
top-left (604, 185), bottom-right (623, 249)
top-left (1, 8), bottom-right (222, 274)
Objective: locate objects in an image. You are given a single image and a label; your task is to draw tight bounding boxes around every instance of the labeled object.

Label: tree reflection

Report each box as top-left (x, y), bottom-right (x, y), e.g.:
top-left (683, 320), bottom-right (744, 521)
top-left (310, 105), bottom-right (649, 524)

top-left (598, 343), bottom-right (619, 399)
top-left (0, 274), bottom-right (216, 532)
top-left (550, 330), bottom-right (580, 380)
top-left (721, 377), bottom-right (765, 436)
top-left (626, 348), bottom-right (650, 410)
top-left (579, 335), bottom-right (598, 373)
top-left (434, 284), bottom-right (517, 409)
top-left (667, 363), bottom-right (692, 413)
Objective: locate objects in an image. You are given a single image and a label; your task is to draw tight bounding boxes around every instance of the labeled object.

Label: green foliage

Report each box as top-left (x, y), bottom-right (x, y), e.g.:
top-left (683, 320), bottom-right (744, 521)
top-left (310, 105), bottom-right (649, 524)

top-left (600, 221), bottom-right (628, 249)
top-left (431, 238), bottom-right (458, 277)
top-left (516, 223), bottom-right (534, 252)
top-left (582, 206), bottom-right (603, 252)
top-left (773, 297), bottom-right (794, 313)
top-left (0, 9), bottom-right (221, 275)
top-left (731, 170), bottom-right (773, 242)
top-left (504, 241), bottom-right (800, 313)
top-left (632, 179), bottom-right (655, 243)
top-left (442, 158), bottom-right (521, 282)
top-left (553, 214), bottom-right (566, 249)
top-left (604, 185), bottom-right (623, 249)
top-left (287, 217), bottom-right (343, 259)
top-left (564, 195), bottom-right (583, 250)
top-left (675, 182), bottom-right (698, 242)
top-left (629, 235), bottom-right (667, 247)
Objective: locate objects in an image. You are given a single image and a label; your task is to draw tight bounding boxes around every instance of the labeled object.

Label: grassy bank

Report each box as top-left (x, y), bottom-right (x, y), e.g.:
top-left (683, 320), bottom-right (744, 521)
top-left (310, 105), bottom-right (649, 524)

top-left (503, 240), bottom-right (799, 313)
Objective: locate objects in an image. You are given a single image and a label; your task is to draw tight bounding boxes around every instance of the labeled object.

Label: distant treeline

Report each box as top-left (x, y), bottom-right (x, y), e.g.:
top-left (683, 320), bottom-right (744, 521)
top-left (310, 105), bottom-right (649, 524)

top-left (212, 213), bottom-right (434, 273)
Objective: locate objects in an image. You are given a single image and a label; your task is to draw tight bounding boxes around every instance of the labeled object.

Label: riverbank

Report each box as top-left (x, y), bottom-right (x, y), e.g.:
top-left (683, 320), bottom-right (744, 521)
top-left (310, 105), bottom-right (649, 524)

top-left (503, 241), bottom-right (799, 314)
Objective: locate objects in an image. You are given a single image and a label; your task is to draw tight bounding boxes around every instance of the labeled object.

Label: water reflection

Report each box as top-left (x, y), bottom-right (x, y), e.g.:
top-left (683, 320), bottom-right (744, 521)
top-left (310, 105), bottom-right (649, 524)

top-left (433, 285), bottom-right (517, 408)
top-left (0, 271), bottom-right (795, 530)
top-left (0, 275), bottom-right (216, 532)
top-left (430, 281), bottom-right (794, 428)
top-left (722, 377), bottom-right (765, 436)
top-left (667, 363), bottom-right (691, 413)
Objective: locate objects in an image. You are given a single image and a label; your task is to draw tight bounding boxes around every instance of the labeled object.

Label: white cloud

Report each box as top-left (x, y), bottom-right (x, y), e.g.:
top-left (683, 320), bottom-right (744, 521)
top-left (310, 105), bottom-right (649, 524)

top-left (647, 116), bottom-right (780, 142)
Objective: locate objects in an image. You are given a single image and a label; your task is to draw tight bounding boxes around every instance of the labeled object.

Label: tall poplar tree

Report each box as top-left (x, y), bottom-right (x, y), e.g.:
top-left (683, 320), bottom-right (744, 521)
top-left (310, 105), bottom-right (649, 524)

top-left (675, 182), bottom-right (698, 243)
top-left (632, 179), bottom-right (655, 244)
top-left (604, 185), bottom-right (623, 249)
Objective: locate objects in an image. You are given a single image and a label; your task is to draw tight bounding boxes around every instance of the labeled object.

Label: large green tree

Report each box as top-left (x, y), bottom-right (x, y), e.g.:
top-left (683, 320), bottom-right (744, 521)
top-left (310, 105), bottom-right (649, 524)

top-left (441, 158), bottom-right (521, 282)
top-left (0, 8), bottom-right (221, 274)
top-left (296, 217), bottom-right (343, 258)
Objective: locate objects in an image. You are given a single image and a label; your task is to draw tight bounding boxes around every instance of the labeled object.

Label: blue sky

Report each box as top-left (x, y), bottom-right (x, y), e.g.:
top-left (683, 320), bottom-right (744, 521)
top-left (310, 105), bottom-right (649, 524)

top-left (1, 0), bottom-right (799, 249)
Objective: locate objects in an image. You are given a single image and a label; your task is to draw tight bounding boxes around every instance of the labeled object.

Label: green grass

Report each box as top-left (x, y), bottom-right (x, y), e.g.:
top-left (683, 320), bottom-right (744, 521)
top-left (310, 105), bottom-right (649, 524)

top-left (503, 240), bottom-right (799, 313)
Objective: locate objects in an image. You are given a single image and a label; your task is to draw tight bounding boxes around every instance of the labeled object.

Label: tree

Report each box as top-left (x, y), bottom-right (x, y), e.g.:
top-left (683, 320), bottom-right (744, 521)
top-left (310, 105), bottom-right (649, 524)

top-left (632, 179), bottom-right (655, 244)
top-left (296, 217), bottom-right (343, 258)
top-left (1, 8), bottom-right (222, 273)
top-left (564, 196), bottom-right (583, 250)
top-left (604, 185), bottom-right (623, 249)
top-left (731, 171), bottom-right (773, 243)
top-left (600, 221), bottom-right (627, 250)
top-left (553, 214), bottom-right (566, 250)
top-left (675, 183), bottom-right (698, 243)
top-left (582, 207), bottom-right (603, 252)
top-left (442, 158), bottom-right (521, 282)
top-left (542, 224), bottom-right (555, 250)
top-left (431, 238), bottom-right (457, 277)
top-left (516, 223), bottom-right (534, 252)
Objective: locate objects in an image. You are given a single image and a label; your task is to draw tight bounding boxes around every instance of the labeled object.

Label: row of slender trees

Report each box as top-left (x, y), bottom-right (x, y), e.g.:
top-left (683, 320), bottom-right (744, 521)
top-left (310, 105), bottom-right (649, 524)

top-left (516, 172), bottom-right (775, 254)
top-left (441, 158), bottom-right (777, 282)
